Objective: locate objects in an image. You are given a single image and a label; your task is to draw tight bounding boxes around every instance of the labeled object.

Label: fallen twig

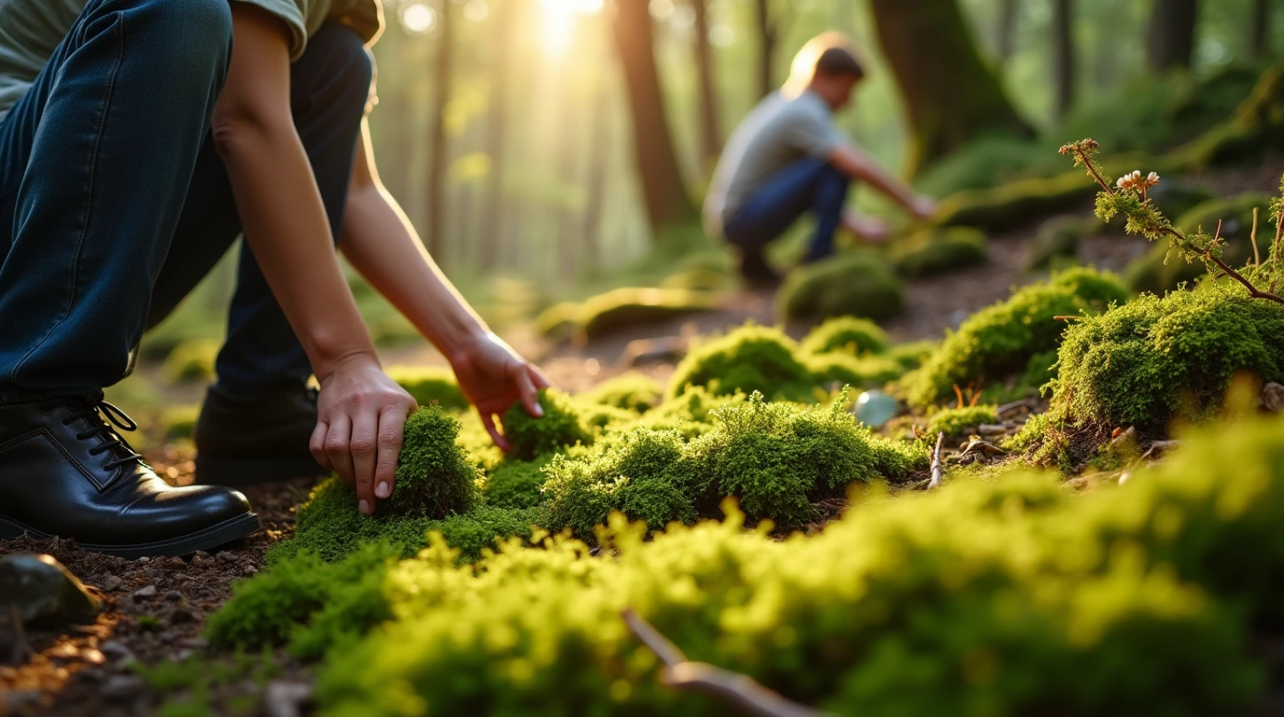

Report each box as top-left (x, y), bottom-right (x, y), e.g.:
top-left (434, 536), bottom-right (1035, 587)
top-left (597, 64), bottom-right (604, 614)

top-left (622, 609), bottom-right (833, 717)
top-left (996, 398), bottom-right (1036, 417)
top-left (928, 431), bottom-right (945, 489)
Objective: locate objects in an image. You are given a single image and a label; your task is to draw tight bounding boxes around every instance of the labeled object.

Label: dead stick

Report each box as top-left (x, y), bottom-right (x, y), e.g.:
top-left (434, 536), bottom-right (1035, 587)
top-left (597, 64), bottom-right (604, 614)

top-left (622, 609), bottom-right (833, 717)
top-left (928, 431), bottom-right (945, 489)
top-left (1253, 207), bottom-right (1262, 267)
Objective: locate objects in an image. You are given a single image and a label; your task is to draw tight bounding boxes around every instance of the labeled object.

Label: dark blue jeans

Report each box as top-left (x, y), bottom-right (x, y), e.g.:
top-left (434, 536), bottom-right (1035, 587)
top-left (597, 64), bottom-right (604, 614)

top-left (0, 0), bottom-right (372, 404)
top-left (723, 157), bottom-right (850, 264)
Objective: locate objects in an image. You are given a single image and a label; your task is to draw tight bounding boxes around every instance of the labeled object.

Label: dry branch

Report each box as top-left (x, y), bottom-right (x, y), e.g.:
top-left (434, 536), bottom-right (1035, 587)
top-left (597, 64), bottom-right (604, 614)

top-left (622, 609), bottom-right (834, 717)
top-left (928, 431), bottom-right (945, 489)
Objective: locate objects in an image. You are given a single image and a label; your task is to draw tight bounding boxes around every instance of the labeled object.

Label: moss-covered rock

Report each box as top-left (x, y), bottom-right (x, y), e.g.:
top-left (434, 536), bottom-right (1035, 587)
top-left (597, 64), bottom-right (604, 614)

top-left (800, 316), bottom-right (890, 357)
top-left (805, 353), bottom-right (905, 389)
top-left (578, 373), bottom-right (662, 413)
top-left (888, 227), bottom-right (989, 278)
top-left (933, 171), bottom-right (1096, 233)
top-left (666, 324), bottom-right (815, 402)
top-left (502, 389), bottom-right (592, 461)
top-left (1026, 216), bottom-right (1088, 271)
top-left (925, 405), bottom-right (999, 442)
top-left (777, 254), bottom-right (905, 323)
top-left (580, 287), bottom-right (718, 340)
top-left (1182, 61), bottom-right (1284, 167)
top-left (900, 267), bottom-right (1130, 409)
top-left (1124, 194), bottom-right (1274, 295)
top-left (535, 301), bottom-right (581, 344)
top-left (386, 365), bottom-right (469, 412)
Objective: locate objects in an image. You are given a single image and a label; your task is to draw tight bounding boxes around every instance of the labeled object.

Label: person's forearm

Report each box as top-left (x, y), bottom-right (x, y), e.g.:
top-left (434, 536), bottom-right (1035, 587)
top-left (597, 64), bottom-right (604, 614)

top-left (830, 146), bottom-right (919, 212)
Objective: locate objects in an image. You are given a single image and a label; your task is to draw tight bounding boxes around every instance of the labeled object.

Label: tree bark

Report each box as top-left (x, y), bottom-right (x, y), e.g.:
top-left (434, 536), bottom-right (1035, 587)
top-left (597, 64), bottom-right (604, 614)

top-left (753, 0), bottom-right (776, 99)
top-left (996, 0), bottom-right (1020, 64)
top-left (692, 0), bottom-right (721, 172)
top-left (426, 0), bottom-right (454, 264)
top-left (1052, 0), bottom-right (1075, 120)
top-left (480, 0), bottom-right (512, 270)
top-left (868, 0), bottom-right (1035, 175)
top-left (1252, 0), bottom-right (1271, 60)
top-left (610, 0), bottom-right (696, 231)
top-left (1147, 0), bottom-right (1199, 73)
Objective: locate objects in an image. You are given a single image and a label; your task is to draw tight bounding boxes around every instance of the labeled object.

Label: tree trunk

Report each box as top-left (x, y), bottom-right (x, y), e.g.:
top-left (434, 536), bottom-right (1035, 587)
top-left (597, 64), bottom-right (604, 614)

top-left (611, 0), bottom-right (696, 231)
top-left (1252, 0), bottom-right (1271, 60)
top-left (868, 0), bottom-right (1035, 175)
top-left (753, 0), bottom-right (776, 98)
top-left (1148, 0), bottom-right (1199, 73)
top-left (480, 0), bottom-right (512, 270)
top-left (1052, 0), bottom-right (1075, 120)
top-left (996, 0), bottom-right (1019, 64)
top-left (692, 0), bottom-right (721, 172)
top-left (426, 0), bottom-right (454, 264)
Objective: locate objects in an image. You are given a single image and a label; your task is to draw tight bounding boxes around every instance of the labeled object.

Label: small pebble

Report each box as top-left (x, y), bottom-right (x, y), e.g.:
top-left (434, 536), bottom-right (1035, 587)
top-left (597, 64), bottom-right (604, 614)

top-left (102, 575), bottom-right (122, 591)
top-left (242, 565), bottom-right (259, 576)
top-left (217, 551), bottom-right (237, 563)
top-left (164, 590), bottom-right (183, 602)
top-left (100, 640), bottom-right (134, 661)
top-left (136, 557), bottom-right (150, 564)
top-left (131, 585), bottom-right (156, 598)
top-left (101, 674), bottom-right (144, 700)
top-left (170, 608), bottom-right (196, 624)
top-left (178, 637), bottom-right (209, 649)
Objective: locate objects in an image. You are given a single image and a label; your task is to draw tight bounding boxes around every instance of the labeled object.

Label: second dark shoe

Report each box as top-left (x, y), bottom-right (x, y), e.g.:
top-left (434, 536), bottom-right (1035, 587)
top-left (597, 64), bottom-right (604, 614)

top-left (739, 248), bottom-right (783, 290)
top-left (194, 382), bottom-right (329, 487)
top-left (0, 395), bottom-right (259, 559)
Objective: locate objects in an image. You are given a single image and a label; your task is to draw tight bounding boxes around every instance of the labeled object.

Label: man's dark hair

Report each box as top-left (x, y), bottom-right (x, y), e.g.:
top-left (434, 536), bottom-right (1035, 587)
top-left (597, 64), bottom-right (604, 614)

top-left (815, 47), bottom-right (864, 81)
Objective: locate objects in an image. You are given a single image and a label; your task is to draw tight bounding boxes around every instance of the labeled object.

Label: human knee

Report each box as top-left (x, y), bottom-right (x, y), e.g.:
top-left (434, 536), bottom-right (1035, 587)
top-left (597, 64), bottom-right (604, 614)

top-left (302, 25), bottom-right (374, 109)
top-left (126, 0), bottom-right (233, 84)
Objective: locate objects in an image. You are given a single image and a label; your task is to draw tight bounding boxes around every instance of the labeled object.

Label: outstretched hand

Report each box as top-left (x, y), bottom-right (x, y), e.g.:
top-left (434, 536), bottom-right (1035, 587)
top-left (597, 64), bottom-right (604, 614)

top-left (449, 332), bottom-right (551, 452)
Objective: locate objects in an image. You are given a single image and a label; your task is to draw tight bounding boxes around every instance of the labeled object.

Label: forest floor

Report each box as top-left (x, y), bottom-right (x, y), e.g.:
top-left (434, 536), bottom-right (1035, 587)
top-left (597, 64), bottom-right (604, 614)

top-left (3, 159), bottom-right (1283, 717)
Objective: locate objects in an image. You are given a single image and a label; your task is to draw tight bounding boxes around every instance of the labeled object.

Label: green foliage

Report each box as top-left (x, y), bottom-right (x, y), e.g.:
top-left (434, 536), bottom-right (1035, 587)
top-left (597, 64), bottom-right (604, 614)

top-left (799, 316), bottom-right (889, 357)
top-left (913, 136), bottom-right (1065, 197)
top-left (580, 287), bottom-right (718, 340)
top-left (164, 339), bottom-right (219, 383)
top-left (805, 353), bottom-right (905, 389)
top-left (484, 458), bottom-right (551, 510)
top-left (385, 407), bottom-right (481, 519)
top-left (1124, 194), bottom-right (1273, 294)
top-left (502, 388), bottom-right (593, 460)
top-left (900, 267), bottom-right (1130, 409)
top-left (639, 386), bottom-right (751, 437)
top-left (579, 373), bottom-right (663, 413)
top-left (887, 227), bottom-right (989, 278)
top-left (667, 324), bottom-right (815, 402)
top-left (385, 365), bottom-right (469, 412)
top-left (1026, 215), bottom-right (1087, 271)
top-left (1183, 62), bottom-right (1284, 167)
top-left (1050, 287), bottom-right (1284, 430)
top-left (887, 340), bottom-right (938, 370)
top-left (933, 171), bottom-right (1096, 233)
top-left (926, 405), bottom-right (999, 441)
top-left (776, 254), bottom-right (905, 323)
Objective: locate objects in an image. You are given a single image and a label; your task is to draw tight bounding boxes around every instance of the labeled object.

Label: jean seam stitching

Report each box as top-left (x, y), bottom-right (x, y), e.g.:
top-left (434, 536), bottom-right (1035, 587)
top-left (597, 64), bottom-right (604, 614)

top-left (7, 14), bottom-right (124, 389)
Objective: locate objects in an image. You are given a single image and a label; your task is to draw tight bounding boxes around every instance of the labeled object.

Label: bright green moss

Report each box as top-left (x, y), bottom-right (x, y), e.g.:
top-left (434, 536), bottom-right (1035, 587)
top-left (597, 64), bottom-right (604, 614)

top-left (430, 505), bottom-right (549, 563)
top-left (666, 324), bottom-right (815, 402)
top-left (799, 316), bottom-right (890, 357)
top-left (925, 405), bottom-right (999, 441)
top-left (638, 386), bottom-right (751, 437)
top-left (776, 254), bottom-right (905, 323)
top-left (385, 407), bottom-right (481, 519)
top-left (887, 340), bottom-right (937, 370)
top-left (660, 268), bottom-right (728, 292)
top-left (887, 227), bottom-right (989, 278)
top-left (933, 171), bottom-right (1096, 233)
top-left (900, 267), bottom-right (1129, 409)
top-left (1050, 287), bottom-right (1284, 430)
top-left (502, 389), bottom-right (592, 460)
top-left (579, 287), bottom-right (718, 340)
top-left (483, 458), bottom-right (550, 510)
top-left (578, 373), bottom-right (662, 413)
top-left (385, 365), bottom-right (469, 412)
top-left (535, 301), bottom-right (581, 343)
top-left (805, 353), bottom-right (904, 389)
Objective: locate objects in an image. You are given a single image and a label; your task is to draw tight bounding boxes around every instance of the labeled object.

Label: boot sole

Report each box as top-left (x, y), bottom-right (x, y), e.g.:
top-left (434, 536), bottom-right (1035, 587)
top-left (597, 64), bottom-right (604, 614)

top-left (195, 455), bottom-right (329, 487)
top-left (0, 512), bottom-right (261, 560)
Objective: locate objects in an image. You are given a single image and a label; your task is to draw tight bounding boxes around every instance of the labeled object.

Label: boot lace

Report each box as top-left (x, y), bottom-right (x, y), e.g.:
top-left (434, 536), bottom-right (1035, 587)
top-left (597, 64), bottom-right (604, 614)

top-left (61, 393), bottom-right (144, 471)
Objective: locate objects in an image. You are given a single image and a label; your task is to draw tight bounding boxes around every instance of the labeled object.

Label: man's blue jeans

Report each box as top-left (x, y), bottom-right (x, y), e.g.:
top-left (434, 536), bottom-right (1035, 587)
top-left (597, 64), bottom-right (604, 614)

top-left (723, 157), bottom-right (850, 264)
top-left (0, 0), bottom-right (372, 404)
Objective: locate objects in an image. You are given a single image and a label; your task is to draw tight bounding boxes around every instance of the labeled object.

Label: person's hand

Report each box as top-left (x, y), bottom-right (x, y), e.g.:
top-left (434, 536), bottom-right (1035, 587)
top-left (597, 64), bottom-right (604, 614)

top-left (910, 195), bottom-right (937, 222)
top-left (448, 332), bottom-right (552, 451)
top-left (843, 210), bottom-right (892, 245)
top-left (310, 354), bottom-right (419, 515)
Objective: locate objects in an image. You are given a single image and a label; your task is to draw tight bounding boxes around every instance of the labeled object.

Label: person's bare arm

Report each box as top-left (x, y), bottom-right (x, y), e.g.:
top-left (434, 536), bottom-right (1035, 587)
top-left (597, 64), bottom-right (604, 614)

top-left (828, 145), bottom-right (936, 219)
top-left (340, 120), bottom-right (549, 450)
top-left (211, 5), bottom-right (416, 514)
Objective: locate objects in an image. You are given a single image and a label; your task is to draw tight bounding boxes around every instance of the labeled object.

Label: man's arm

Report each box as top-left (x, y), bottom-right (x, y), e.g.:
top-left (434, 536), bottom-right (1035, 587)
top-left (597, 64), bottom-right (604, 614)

top-left (211, 4), bottom-right (416, 514)
top-left (339, 119), bottom-right (549, 450)
top-left (828, 145), bottom-right (936, 220)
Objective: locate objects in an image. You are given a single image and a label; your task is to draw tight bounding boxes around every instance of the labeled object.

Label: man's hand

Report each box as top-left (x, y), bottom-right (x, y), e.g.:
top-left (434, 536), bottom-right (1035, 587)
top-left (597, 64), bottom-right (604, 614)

top-left (843, 210), bottom-right (892, 245)
top-left (910, 195), bottom-right (938, 222)
top-left (448, 333), bottom-right (551, 452)
top-left (310, 355), bottom-right (419, 515)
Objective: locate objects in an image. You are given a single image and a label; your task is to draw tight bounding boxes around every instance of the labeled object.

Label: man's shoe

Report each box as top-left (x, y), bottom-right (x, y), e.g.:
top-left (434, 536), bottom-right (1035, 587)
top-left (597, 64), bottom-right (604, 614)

top-left (739, 248), bottom-right (783, 290)
top-left (0, 395), bottom-right (259, 559)
top-left (194, 383), bottom-right (328, 487)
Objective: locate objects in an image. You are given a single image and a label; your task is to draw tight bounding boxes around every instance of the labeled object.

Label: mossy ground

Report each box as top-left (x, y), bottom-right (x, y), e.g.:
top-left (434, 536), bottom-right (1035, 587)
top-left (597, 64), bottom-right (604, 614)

top-left (776, 253), bottom-right (905, 323)
top-left (887, 226), bottom-right (989, 278)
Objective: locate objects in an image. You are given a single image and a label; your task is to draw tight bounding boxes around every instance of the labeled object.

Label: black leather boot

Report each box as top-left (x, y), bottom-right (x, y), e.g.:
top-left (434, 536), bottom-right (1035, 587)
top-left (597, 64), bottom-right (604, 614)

top-left (0, 395), bottom-right (259, 559)
top-left (194, 383), bottom-right (328, 487)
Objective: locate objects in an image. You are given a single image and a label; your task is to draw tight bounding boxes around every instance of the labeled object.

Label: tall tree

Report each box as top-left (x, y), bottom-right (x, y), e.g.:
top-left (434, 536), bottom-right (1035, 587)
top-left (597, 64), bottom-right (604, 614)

top-left (691, 0), bottom-right (722, 172)
top-left (753, 0), bottom-right (777, 98)
top-left (426, 0), bottom-right (455, 264)
top-left (611, 0), bottom-right (696, 231)
top-left (868, 0), bottom-right (1034, 175)
top-left (1252, 0), bottom-right (1271, 59)
top-left (1052, 0), bottom-right (1075, 121)
top-left (480, 0), bottom-right (513, 270)
top-left (996, 0), bottom-right (1020, 65)
top-left (1148, 0), bottom-right (1199, 72)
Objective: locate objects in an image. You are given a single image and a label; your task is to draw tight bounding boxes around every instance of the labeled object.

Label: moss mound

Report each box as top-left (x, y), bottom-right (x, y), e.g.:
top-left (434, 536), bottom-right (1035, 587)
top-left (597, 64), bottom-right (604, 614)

top-left (1183, 61), bottom-right (1284, 167)
top-left (1050, 287), bottom-right (1284, 430)
top-left (799, 316), bottom-right (890, 357)
top-left (385, 365), bottom-right (469, 412)
top-left (900, 267), bottom-right (1130, 409)
top-left (578, 373), bottom-right (662, 413)
top-left (483, 458), bottom-right (551, 510)
top-left (385, 407), bottom-right (482, 518)
top-left (1026, 215), bottom-right (1088, 271)
top-left (933, 171), bottom-right (1096, 233)
top-left (805, 353), bottom-right (904, 389)
top-left (666, 325), bottom-right (815, 402)
top-left (1124, 193), bottom-right (1274, 294)
top-left (887, 340), bottom-right (937, 370)
top-left (776, 254), bottom-right (905, 323)
top-left (925, 405), bottom-right (999, 442)
top-left (502, 389), bottom-right (592, 460)
top-left (580, 287), bottom-right (717, 340)
top-left (535, 301), bottom-right (581, 344)
top-left (888, 227), bottom-right (989, 278)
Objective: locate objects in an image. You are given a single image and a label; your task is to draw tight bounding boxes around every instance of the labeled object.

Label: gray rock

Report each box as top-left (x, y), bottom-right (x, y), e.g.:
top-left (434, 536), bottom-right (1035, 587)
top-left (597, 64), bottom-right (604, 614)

top-left (101, 674), bottom-right (144, 700)
top-left (131, 585), bottom-right (156, 598)
top-left (0, 554), bottom-right (99, 627)
top-left (851, 390), bottom-right (899, 428)
top-left (102, 575), bottom-right (122, 591)
top-left (99, 640), bottom-right (134, 661)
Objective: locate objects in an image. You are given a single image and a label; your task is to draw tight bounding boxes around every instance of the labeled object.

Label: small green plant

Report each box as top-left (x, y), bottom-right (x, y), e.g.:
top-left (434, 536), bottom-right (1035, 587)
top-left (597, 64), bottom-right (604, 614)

top-left (925, 405), bottom-right (999, 442)
top-left (667, 324), bottom-right (816, 402)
